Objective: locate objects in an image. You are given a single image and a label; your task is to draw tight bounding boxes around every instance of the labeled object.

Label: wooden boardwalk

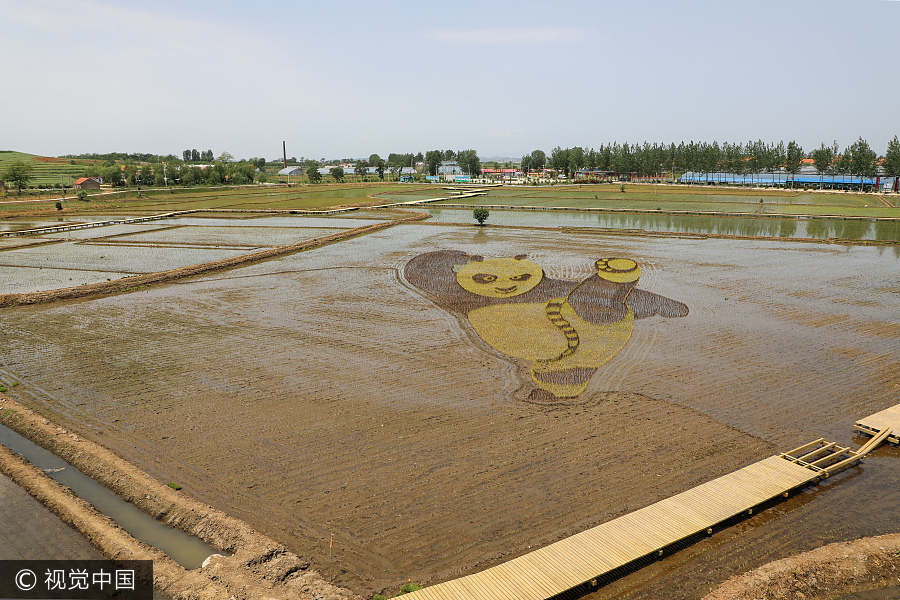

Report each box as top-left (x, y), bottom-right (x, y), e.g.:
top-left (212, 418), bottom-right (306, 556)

top-left (404, 407), bottom-right (898, 600)
top-left (856, 403), bottom-right (900, 445)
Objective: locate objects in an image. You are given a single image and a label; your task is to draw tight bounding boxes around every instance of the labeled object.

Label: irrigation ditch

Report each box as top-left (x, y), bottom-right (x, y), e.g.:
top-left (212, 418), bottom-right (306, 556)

top-left (0, 395), bottom-right (359, 599)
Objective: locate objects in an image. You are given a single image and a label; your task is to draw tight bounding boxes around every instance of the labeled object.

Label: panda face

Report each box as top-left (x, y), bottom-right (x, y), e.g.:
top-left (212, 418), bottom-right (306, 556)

top-left (456, 256), bottom-right (544, 298)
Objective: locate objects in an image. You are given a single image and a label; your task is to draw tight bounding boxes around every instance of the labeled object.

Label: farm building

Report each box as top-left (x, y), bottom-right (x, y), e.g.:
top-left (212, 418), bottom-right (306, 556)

top-left (72, 177), bottom-right (101, 190)
top-left (438, 161), bottom-right (462, 175)
top-left (679, 171), bottom-right (897, 191)
top-left (574, 169), bottom-right (614, 181)
top-left (482, 167), bottom-right (523, 180)
top-left (278, 166), bottom-right (304, 182)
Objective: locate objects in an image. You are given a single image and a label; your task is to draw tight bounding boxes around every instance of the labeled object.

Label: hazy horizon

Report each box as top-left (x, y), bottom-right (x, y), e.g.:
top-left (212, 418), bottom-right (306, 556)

top-left (2, 0), bottom-right (898, 160)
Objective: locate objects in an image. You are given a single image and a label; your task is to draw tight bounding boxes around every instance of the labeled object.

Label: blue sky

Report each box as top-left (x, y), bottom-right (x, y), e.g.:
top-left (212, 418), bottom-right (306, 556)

top-left (1, 0), bottom-right (898, 160)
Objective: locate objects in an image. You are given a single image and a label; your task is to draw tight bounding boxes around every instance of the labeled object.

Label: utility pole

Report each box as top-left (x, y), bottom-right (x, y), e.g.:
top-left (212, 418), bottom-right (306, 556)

top-left (163, 163), bottom-right (168, 187)
top-left (283, 141), bottom-right (287, 170)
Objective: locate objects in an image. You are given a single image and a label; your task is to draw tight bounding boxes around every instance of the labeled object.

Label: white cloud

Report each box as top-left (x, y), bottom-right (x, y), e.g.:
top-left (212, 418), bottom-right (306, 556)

top-left (429, 26), bottom-right (585, 44)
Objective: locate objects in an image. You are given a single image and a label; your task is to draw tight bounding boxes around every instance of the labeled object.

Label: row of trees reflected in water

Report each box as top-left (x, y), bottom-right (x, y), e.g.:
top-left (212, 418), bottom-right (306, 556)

top-left (437, 209), bottom-right (899, 256)
top-left (585, 212), bottom-right (897, 242)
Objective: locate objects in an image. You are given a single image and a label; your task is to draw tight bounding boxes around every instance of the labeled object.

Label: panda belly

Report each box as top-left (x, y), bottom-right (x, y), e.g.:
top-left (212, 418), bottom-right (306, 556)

top-left (466, 303), bottom-right (568, 361)
top-left (467, 301), bottom-right (635, 368)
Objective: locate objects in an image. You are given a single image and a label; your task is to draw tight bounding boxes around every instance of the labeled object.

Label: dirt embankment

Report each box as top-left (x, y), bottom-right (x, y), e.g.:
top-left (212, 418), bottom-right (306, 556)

top-left (0, 212), bottom-right (426, 308)
top-left (0, 395), bottom-right (360, 600)
top-left (703, 533), bottom-right (900, 600)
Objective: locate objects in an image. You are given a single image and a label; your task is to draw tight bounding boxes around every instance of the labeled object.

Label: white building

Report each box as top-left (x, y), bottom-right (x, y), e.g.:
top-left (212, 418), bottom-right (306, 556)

top-left (438, 161), bottom-right (462, 175)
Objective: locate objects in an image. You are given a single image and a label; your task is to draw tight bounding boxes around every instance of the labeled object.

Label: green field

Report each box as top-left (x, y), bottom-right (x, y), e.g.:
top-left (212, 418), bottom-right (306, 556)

top-left (0, 183), bottom-right (446, 216)
top-left (112, 183), bottom-right (444, 212)
top-left (428, 184), bottom-right (898, 218)
top-left (0, 151), bottom-right (93, 187)
top-left (4, 181), bottom-right (896, 221)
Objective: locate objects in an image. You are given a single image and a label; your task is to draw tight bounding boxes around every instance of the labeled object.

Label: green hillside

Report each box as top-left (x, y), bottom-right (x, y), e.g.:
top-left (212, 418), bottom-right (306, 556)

top-left (0, 150), bottom-right (92, 187)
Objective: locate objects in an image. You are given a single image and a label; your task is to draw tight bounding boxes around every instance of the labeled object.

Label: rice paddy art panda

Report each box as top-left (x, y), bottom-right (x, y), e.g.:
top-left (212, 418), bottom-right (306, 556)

top-left (404, 250), bottom-right (688, 401)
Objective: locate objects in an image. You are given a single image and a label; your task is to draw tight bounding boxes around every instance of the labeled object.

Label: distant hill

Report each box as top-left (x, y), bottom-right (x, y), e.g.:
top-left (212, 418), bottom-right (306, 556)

top-left (0, 151), bottom-right (93, 187)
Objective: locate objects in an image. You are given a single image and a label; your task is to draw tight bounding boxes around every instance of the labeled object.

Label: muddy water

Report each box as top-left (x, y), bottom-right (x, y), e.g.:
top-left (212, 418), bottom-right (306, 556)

top-left (145, 216), bottom-right (387, 228)
top-left (0, 216), bottom-right (124, 232)
top-left (0, 220), bottom-right (81, 232)
top-left (1, 224), bottom-right (897, 596)
top-left (0, 472), bottom-right (103, 559)
top-left (0, 265), bottom-right (135, 295)
top-left (423, 208), bottom-right (900, 242)
top-left (0, 241), bottom-right (252, 293)
top-left (110, 225), bottom-right (346, 247)
top-left (0, 423), bottom-right (217, 569)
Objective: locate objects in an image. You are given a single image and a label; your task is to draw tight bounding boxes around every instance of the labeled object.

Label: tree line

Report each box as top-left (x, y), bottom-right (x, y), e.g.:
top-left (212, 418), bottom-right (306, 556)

top-left (80, 160), bottom-right (262, 187)
top-left (9, 136), bottom-right (899, 193)
top-left (62, 151), bottom-right (182, 163)
top-left (522, 136), bottom-right (900, 180)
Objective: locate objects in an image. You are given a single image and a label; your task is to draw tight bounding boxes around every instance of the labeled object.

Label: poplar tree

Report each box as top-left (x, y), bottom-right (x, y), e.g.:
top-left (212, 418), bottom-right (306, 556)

top-left (811, 143), bottom-right (835, 188)
top-left (785, 141), bottom-right (804, 188)
top-left (884, 135), bottom-right (900, 177)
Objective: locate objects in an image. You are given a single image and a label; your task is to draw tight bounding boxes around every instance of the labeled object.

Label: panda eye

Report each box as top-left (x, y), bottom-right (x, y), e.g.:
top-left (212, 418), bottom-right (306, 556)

top-left (472, 273), bottom-right (497, 283)
top-left (510, 273), bottom-right (532, 281)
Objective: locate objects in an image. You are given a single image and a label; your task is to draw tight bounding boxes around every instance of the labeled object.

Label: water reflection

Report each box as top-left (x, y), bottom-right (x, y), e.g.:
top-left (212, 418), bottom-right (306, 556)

top-left (424, 209), bottom-right (899, 243)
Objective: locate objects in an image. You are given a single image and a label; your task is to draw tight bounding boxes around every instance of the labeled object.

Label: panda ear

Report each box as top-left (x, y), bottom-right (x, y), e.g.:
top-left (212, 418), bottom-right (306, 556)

top-left (514, 254), bottom-right (527, 260)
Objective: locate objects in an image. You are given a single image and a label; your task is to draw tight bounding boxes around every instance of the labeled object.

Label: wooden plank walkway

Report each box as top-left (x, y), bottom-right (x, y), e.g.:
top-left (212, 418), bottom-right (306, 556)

top-left (405, 410), bottom-right (898, 600)
top-left (404, 455), bottom-right (819, 600)
top-left (855, 403), bottom-right (900, 445)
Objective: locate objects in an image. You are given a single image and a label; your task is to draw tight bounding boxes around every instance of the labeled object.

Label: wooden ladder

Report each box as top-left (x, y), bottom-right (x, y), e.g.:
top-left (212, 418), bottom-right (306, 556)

top-left (781, 427), bottom-right (893, 477)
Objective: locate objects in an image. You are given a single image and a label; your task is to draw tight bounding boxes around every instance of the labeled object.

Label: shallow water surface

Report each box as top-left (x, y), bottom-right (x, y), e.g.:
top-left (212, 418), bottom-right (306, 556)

top-left (424, 208), bottom-right (900, 242)
top-left (0, 422), bottom-right (218, 569)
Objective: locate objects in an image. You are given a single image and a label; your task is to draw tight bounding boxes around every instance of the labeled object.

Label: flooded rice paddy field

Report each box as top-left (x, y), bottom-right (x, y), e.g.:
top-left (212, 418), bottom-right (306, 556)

top-left (34, 224), bottom-right (180, 240)
top-left (0, 472), bottom-right (103, 560)
top-left (143, 215), bottom-right (387, 228)
top-left (0, 242), bottom-right (250, 286)
top-left (424, 207), bottom-right (900, 243)
top-left (0, 214), bottom-right (389, 293)
top-left (0, 265), bottom-right (137, 294)
top-left (0, 215), bottom-right (139, 232)
top-left (0, 221), bottom-right (897, 597)
top-left (0, 238), bottom-right (52, 249)
top-left (0, 219), bottom-right (88, 232)
top-left (108, 226), bottom-right (347, 247)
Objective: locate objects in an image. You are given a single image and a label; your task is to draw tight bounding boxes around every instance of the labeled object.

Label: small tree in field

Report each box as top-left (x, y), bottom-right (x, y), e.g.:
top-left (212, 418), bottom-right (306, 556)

top-left (473, 207), bottom-right (489, 225)
top-left (306, 165), bottom-right (322, 183)
top-left (330, 166), bottom-right (344, 182)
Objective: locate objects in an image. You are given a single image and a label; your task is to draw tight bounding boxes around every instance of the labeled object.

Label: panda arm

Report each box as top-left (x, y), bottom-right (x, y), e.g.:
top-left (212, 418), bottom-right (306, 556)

top-left (403, 250), bottom-right (468, 299)
top-left (626, 289), bottom-right (689, 318)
